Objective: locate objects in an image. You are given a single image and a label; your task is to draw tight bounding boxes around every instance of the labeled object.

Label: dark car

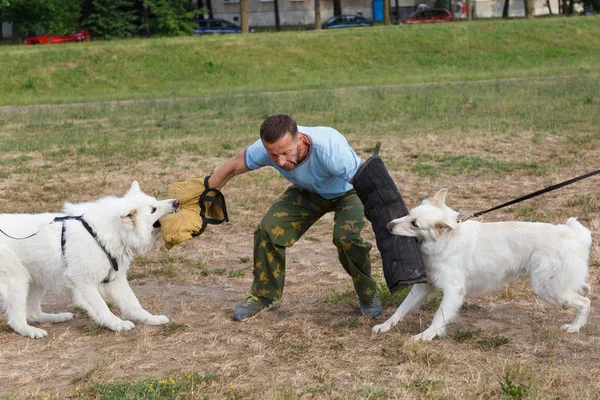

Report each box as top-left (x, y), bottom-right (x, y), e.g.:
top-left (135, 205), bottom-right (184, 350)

top-left (24, 30), bottom-right (90, 45)
top-left (399, 8), bottom-right (453, 25)
top-left (193, 19), bottom-right (243, 35)
top-left (308, 15), bottom-right (373, 30)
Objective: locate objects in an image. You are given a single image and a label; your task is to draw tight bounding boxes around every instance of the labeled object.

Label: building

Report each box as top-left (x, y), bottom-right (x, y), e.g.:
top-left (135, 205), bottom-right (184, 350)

top-left (210, 0), bottom-right (373, 27)
top-left (1, 22), bottom-right (11, 40)
top-left (208, 0), bottom-right (560, 26)
top-left (1, 0), bottom-right (562, 40)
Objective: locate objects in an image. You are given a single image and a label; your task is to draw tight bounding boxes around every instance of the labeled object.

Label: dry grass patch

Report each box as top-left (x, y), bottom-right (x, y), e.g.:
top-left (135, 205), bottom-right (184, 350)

top-left (0, 77), bottom-right (599, 399)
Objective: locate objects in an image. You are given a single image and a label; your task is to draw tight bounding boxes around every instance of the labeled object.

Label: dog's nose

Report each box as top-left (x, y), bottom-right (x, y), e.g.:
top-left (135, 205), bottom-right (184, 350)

top-left (172, 199), bottom-right (180, 210)
top-left (386, 222), bottom-right (393, 232)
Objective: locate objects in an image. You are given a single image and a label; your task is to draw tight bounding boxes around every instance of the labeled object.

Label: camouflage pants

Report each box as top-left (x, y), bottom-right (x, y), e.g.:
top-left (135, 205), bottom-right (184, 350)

top-left (250, 186), bottom-right (379, 306)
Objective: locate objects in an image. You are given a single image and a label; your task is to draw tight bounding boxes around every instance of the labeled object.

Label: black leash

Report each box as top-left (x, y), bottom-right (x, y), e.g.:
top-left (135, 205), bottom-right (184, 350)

top-left (460, 168), bottom-right (600, 222)
top-left (0, 226), bottom-right (43, 240)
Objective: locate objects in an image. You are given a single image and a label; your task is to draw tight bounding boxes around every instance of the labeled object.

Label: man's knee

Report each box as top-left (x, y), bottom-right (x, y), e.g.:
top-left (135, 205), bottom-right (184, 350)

top-left (332, 231), bottom-right (370, 252)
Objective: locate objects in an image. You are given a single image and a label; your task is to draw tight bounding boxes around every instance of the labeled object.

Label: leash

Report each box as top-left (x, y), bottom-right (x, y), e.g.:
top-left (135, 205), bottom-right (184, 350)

top-left (0, 215), bottom-right (119, 279)
top-left (0, 218), bottom-right (59, 240)
top-left (459, 168), bottom-right (600, 222)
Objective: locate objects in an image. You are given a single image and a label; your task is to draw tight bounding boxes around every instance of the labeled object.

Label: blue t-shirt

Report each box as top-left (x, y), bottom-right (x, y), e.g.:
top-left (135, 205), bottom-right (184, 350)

top-left (244, 125), bottom-right (362, 199)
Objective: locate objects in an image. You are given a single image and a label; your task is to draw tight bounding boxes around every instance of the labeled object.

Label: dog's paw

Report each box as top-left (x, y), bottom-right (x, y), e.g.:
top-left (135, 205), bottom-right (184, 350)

top-left (410, 330), bottom-right (437, 342)
top-left (372, 322), bottom-right (393, 333)
top-left (108, 320), bottom-right (135, 332)
top-left (145, 315), bottom-right (169, 325)
top-left (44, 312), bottom-right (74, 323)
top-left (19, 326), bottom-right (48, 339)
top-left (560, 323), bottom-right (580, 333)
top-left (55, 312), bottom-right (74, 322)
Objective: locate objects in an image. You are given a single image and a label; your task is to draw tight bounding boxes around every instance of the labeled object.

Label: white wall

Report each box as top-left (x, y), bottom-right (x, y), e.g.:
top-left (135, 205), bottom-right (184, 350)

top-left (455, 0), bottom-right (560, 18)
top-left (1, 22), bottom-right (12, 38)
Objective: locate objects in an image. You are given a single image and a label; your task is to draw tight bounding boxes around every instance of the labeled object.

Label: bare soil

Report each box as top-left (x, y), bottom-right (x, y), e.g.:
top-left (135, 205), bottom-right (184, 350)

top-left (0, 164), bottom-right (599, 399)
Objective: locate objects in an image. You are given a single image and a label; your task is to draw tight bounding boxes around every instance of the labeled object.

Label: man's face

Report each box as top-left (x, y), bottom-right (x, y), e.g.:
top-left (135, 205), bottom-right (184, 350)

top-left (263, 132), bottom-right (300, 171)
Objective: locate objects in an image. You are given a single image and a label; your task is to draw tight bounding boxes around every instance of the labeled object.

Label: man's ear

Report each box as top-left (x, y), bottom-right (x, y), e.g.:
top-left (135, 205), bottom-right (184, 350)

top-left (430, 188), bottom-right (448, 208)
top-left (121, 209), bottom-right (138, 226)
top-left (432, 217), bottom-right (457, 240)
top-left (125, 181), bottom-right (141, 197)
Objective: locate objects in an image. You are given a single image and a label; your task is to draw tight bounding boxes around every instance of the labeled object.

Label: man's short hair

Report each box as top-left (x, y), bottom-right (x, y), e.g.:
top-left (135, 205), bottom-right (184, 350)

top-left (260, 114), bottom-right (298, 143)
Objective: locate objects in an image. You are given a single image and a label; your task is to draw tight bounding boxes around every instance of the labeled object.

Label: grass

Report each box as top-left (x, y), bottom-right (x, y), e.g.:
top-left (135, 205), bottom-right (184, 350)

top-left (452, 328), bottom-right (481, 342)
top-left (476, 331), bottom-right (512, 350)
top-left (73, 373), bottom-right (219, 399)
top-left (1, 77), bottom-right (598, 191)
top-left (407, 378), bottom-right (443, 396)
top-left (0, 17), bottom-right (599, 106)
top-left (162, 322), bottom-right (188, 336)
top-left (0, 15), bottom-right (599, 400)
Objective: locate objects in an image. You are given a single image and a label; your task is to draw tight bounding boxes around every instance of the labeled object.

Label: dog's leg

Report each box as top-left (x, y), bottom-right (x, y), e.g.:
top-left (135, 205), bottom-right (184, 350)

top-left (531, 259), bottom-right (591, 333)
top-left (560, 294), bottom-right (591, 333)
top-left (101, 276), bottom-right (169, 325)
top-left (71, 280), bottom-right (135, 332)
top-left (0, 254), bottom-right (48, 339)
top-left (2, 281), bottom-right (49, 339)
top-left (372, 283), bottom-right (436, 333)
top-left (412, 288), bottom-right (465, 341)
top-left (26, 282), bottom-right (73, 324)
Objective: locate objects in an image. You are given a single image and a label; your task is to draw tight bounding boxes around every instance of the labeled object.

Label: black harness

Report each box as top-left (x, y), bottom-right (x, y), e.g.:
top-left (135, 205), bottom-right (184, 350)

top-left (0, 215), bottom-right (119, 284)
top-left (54, 215), bottom-right (119, 283)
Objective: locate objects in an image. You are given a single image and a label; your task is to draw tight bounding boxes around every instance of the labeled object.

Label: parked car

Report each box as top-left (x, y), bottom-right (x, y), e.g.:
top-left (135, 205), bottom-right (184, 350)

top-left (399, 8), bottom-right (453, 25)
top-left (308, 15), bottom-right (373, 30)
top-left (24, 30), bottom-right (90, 45)
top-left (193, 19), bottom-right (247, 35)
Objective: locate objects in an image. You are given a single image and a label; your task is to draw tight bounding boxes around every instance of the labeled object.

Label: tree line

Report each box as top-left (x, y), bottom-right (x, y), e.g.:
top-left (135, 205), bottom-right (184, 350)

top-left (0, 0), bottom-right (206, 40)
top-left (0, 0), bottom-right (596, 41)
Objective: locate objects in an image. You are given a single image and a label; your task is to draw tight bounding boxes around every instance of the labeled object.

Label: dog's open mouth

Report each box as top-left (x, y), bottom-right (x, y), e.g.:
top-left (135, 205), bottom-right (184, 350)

top-left (153, 220), bottom-right (161, 228)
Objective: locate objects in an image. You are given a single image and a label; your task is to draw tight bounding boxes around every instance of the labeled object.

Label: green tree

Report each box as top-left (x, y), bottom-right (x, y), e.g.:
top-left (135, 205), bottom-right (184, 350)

top-left (86, 0), bottom-right (137, 39)
top-left (4, 0), bottom-right (82, 38)
top-left (142, 0), bottom-right (197, 36)
top-left (580, 0), bottom-right (599, 12)
top-left (46, 0), bottom-right (83, 33)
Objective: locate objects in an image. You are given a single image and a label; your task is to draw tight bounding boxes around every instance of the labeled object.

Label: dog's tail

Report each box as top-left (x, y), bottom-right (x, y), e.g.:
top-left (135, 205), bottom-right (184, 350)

top-left (565, 217), bottom-right (592, 244)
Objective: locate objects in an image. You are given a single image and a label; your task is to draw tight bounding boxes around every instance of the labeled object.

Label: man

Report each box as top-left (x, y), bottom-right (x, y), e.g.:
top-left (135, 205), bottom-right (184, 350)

top-left (208, 114), bottom-right (382, 321)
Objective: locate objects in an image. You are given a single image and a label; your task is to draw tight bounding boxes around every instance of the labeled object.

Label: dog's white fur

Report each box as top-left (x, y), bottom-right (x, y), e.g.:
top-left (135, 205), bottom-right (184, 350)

top-left (373, 189), bottom-right (592, 341)
top-left (0, 181), bottom-right (178, 338)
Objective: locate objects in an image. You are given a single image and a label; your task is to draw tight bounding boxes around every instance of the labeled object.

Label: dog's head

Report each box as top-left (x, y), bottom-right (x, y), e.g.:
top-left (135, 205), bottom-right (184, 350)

top-left (122, 180), bottom-right (179, 234)
top-left (62, 181), bottom-right (180, 255)
top-left (386, 189), bottom-right (459, 241)
top-left (114, 181), bottom-right (179, 254)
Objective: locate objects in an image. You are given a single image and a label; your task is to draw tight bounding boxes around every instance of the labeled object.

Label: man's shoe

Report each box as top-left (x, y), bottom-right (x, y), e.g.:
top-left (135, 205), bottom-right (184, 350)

top-left (360, 295), bottom-right (383, 318)
top-left (232, 294), bottom-right (276, 321)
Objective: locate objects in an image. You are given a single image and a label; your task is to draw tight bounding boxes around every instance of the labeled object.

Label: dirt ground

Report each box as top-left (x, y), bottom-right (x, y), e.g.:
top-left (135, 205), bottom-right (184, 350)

top-left (0, 165), bottom-right (599, 399)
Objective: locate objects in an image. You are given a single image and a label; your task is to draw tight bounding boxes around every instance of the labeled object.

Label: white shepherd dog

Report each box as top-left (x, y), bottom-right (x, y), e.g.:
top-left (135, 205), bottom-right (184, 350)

top-left (373, 189), bottom-right (592, 341)
top-left (0, 181), bottom-right (179, 338)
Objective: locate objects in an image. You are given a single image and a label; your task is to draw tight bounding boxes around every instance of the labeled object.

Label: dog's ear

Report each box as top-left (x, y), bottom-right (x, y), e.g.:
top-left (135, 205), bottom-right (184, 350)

top-left (432, 217), bottom-right (458, 240)
top-left (125, 181), bottom-right (141, 197)
top-left (121, 209), bottom-right (138, 226)
top-left (430, 188), bottom-right (448, 207)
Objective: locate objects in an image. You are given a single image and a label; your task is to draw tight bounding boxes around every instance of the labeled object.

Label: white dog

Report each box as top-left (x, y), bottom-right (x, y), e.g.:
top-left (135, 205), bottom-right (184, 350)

top-left (0, 181), bottom-right (179, 338)
top-left (373, 189), bottom-right (592, 341)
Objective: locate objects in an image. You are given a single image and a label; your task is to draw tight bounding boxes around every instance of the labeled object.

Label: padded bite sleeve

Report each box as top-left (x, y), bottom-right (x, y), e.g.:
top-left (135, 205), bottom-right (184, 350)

top-left (351, 155), bottom-right (427, 292)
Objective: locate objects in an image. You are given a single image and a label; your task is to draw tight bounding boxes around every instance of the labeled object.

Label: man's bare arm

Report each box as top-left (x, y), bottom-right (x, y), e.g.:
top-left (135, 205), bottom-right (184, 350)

top-left (207, 149), bottom-right (249, 189)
